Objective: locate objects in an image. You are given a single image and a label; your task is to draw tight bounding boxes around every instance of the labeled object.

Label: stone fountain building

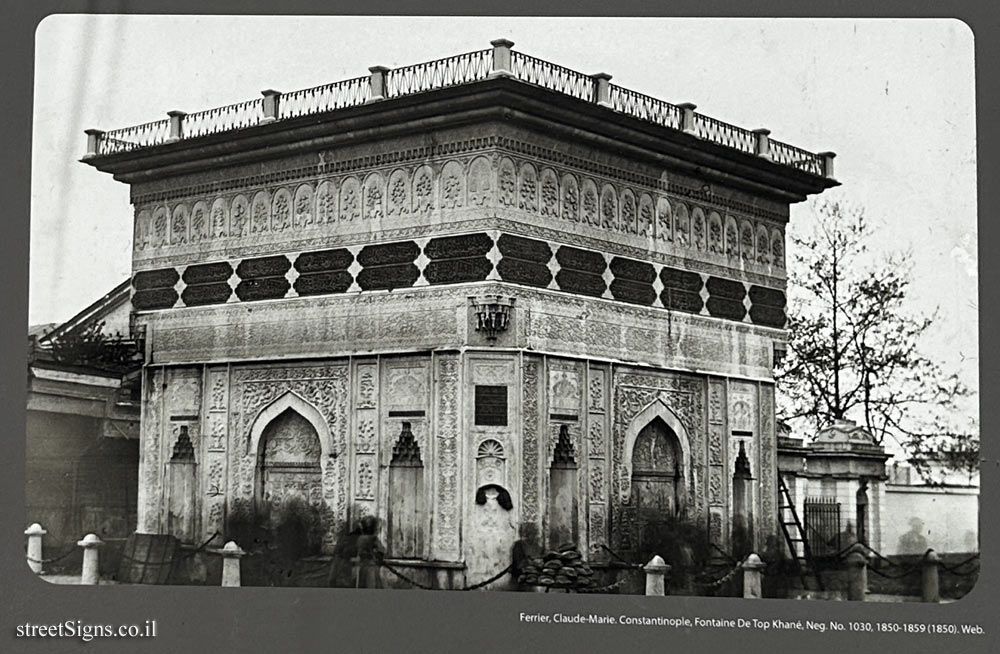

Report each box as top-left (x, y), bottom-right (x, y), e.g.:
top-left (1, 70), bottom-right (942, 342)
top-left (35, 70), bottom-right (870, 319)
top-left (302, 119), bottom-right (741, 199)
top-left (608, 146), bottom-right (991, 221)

top-left (82, 40), bottom-right (837, 587)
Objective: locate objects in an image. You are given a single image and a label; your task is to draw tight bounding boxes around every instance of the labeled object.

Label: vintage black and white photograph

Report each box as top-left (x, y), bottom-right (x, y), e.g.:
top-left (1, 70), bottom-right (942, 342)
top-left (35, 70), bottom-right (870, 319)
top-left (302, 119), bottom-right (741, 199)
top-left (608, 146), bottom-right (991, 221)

top-left (25, 15), bottom-right (979, 606)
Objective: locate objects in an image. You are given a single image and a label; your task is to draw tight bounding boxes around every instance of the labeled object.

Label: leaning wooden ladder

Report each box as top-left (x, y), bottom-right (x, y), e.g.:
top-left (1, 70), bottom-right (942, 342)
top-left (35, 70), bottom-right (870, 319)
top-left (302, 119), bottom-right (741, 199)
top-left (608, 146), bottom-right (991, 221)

top-left (777, 475), bottom-right (824, 591)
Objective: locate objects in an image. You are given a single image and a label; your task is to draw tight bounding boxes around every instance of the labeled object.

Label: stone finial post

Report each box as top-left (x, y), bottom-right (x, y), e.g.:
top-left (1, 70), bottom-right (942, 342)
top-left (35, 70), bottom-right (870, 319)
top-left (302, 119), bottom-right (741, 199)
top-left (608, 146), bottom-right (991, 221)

top-left (818, 151), bottom-right (837, 179)
top-left (921, 549), bottom-right (941, 603)
top-left (261, 90), bottom-right (281, 123)
top-left (367, 66), bottom-right (390, 103)
top-left (166, 111), bottom-right (186, 142)
top-left (643, 554), bottom-right (670, 596)
top-left (741, 552), bottom-right (766, 599)
top-left (845, 544), bottom-right (868, 601)
top-left (24, 523), bottom-right (47, 574)
top-left (489, 38), bottom-right (515, 78)
top-left (752, 128), bottom-right (772, 159)
top-left (77, 533), bottom-right (103, 585)
top-left (220, 540), bottom-right (246, 587)
top-left (84, 129), bottom-right (104, 158)
top-left (679, 103), bottom-right (698, 135)
top-left (591, 73), bottom-right (613, 108)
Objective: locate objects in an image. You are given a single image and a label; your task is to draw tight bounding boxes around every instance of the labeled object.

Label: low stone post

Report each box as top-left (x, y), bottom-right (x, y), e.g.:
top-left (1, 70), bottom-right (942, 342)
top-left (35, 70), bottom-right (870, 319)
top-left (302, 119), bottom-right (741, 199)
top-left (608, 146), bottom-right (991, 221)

top-left (921, 549), bottom-right (941, 603)
top-left (752, 128), bottom-right (772, 159)
top-left (644, 555), bottom-right (670, 596)
top-left (489, 39), bottom-right (515, 78)
top-left (679, 103), bottom-right (698, 135)
top-left (84, 129), bottom-right (104, 158)
top-left (24, 523), bottom-right (46, 574)
top-left (845, 544), bottom-right (868, 601)
top-left (818, 151), bottom-right (837, 179)
top-left (742, 552), bottom-right (766, 599)
top-left (591, 73), bottom-right (613, 107)
top-left (166, 110), bottom-right (186, 142)
top-left (220, 541), bottom-right (246, 587)
top-left (77, 534), bottom-right (103, 585)
top-left (261, 89), bottom-right (281, 123)
top-left (368, 66), bottom-right (390, 102)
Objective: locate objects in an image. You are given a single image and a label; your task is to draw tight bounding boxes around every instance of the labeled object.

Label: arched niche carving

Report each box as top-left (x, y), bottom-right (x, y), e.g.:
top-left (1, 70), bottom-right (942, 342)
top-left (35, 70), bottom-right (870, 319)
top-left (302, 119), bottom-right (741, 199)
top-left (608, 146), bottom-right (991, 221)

top-left (135, 209), bottom-right (152, 251)
top-left (599, 183), bottom-right (618, 231)
top-left (655, 196), bottom-right (672, 242)
top-left (691, 206), bottom-right (707, 251)
top-left (246, 391), bottom-right (334, 460)
top-left (230, 194), bottom-right (250, 238)
top-left (561, 173), bottom-right (580, 222)
top-left (210, 197), bottom-right (229, 239)
top-left (476, 438), bottom-right (507, 488)
top-left (620, 188), bottom-right (638, 235)
top-left (293, 183), bottom-right (315, 229)
top-left (621, 397), bottom-right (692, 503)
top-left (190, 201), bottom-right (210, 244)
top-left (171, 203), bottom-right (190, 245)
top-left (363, 172), bottom-right (386, 220)
top-left (250, 190), bottom-right (271, 234)
top-left (539, 167), bottom-right (559, 218)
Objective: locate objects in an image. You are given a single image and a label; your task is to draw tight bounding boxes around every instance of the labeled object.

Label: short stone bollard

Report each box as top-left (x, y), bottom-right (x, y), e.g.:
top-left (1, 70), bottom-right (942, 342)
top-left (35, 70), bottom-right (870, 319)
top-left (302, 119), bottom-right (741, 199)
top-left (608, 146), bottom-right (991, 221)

top-left (24, 523), bottom-right (47, 574)
top-left (220, 541), bottom-right (246, 587)
top-left (921, 549), bottom-right (941, 603)
top-left (742, 553), bottom-right (766, 599)
top-left (77, 533), bottom-right (103, 585)
top-left (845, 544), bottom-right (868, 601)
top-left (644, 555), bottom-right (670, 596)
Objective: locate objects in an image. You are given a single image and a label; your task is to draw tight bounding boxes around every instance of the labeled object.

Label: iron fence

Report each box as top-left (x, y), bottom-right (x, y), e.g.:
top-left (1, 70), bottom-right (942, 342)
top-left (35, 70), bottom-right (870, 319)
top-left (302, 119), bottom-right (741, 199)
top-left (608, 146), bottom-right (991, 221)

top-left (385, 49), bottom-right (492, 97)
top-left (276, 75), bottom-right (371, 120)
top-left (183, 98), bottom-right (266, 138)
top-left (804, 497), bottom-right (841, 558)
top-left (509, 51), bottom-right (594, 102)
top-left (608, 85), bottom-right (683, 130)
top-left (691, 113), bottom-right (757, 155)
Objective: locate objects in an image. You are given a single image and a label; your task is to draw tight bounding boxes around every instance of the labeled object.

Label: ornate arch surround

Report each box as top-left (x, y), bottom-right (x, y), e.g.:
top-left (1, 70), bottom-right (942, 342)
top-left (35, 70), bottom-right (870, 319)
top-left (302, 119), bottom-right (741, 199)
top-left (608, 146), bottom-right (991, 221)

top-left (246, 391), bottom-right (334, 458)
top-left (621, 397), bottom-right (693, 501)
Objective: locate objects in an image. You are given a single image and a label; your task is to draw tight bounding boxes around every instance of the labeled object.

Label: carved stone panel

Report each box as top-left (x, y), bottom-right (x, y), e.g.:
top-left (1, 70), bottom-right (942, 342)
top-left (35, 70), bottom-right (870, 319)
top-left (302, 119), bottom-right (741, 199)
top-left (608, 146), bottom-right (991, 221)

top-left (548, 365), bottom-right (581, 413)
top-left (229, 364), bottom-right (349, 552)
top-left (610, 371), bottom-right (706, 555)
top-left (385, 364), bottom-right (429, 412)
top-left (521, 358), bottom-right (541, 524)
top-left (434, 355), bottom-right (461, 560)
top-left (138, 368), bottom-right (165, 532)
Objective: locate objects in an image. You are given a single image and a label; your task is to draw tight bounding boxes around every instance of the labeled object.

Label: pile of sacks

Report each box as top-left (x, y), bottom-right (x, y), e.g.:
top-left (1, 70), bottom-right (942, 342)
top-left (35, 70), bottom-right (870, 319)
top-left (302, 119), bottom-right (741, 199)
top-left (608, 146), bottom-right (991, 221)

top-left (517, 543), bottom-right (596, 589)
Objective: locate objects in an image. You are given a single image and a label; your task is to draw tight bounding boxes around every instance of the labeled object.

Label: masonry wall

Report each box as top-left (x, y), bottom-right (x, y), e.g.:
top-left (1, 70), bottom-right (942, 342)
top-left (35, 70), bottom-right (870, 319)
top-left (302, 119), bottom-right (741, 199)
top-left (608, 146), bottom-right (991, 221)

top-left (881, 486), bottom-right (979, 556)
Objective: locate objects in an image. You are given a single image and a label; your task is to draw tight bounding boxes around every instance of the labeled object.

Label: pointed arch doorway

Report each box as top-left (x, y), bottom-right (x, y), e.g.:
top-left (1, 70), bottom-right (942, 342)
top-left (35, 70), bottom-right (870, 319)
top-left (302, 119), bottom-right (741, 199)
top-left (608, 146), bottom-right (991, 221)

top-left (251, 399), bottom-right (326, 555)
top-left (630, 417), bottom-right (685, 557)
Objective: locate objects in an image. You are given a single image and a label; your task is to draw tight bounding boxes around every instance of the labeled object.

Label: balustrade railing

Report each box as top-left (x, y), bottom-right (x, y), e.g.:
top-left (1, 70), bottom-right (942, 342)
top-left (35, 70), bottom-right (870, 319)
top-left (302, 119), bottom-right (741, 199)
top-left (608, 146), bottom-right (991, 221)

top-left (769, 138), bottom-right (825, 175)
top-left (99, 119), bottom-right (170, 155)
top-left (509, 51), bottom-right (593, 102)
top-left (183, 98), bottom-right (266, 139)
top-left (88, 42), bottom-right (830, 178)
top-left (385, 49), bottom-right (491, 97)
top-left (608, 85), bottom-right (683, 131)
top-left (277, 75), bottom-right (371, 120)
top-left (691, 113), bottom-right (757, 155)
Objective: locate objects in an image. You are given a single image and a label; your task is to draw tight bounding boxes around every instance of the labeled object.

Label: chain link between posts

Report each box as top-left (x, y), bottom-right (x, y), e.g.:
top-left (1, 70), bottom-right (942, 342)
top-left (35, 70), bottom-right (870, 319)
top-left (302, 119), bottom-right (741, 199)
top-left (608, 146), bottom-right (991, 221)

top-left (378, 558), bottom-right (515, 591)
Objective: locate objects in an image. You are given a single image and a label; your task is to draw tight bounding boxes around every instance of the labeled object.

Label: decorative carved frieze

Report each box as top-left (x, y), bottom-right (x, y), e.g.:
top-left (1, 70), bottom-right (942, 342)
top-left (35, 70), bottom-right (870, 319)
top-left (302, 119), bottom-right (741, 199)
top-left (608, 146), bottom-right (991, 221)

top-left (133, 145), bottom-right (787, 289)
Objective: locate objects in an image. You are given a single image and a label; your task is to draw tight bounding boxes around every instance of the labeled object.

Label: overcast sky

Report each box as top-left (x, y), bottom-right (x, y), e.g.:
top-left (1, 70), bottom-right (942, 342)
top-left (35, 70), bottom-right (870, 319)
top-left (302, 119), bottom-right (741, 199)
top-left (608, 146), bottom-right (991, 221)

top-left (29, 16), bottom-right (978, 406)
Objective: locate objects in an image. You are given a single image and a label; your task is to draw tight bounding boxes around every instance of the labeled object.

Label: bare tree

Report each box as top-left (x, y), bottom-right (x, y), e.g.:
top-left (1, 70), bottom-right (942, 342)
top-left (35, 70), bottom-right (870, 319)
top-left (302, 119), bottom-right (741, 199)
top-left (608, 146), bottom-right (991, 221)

top-left (776, 201), bottom-right (977, 483)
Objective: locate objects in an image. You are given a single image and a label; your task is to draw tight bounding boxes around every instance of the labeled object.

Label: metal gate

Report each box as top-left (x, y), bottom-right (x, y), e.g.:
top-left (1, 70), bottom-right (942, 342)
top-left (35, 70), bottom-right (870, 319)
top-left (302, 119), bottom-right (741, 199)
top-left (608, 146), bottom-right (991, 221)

top-left (804, 497), bottom-right (841, 557)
